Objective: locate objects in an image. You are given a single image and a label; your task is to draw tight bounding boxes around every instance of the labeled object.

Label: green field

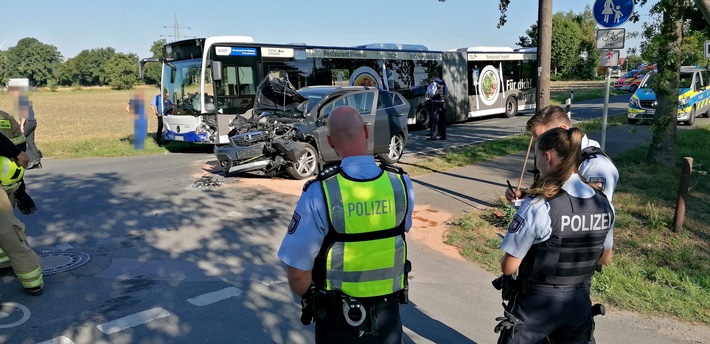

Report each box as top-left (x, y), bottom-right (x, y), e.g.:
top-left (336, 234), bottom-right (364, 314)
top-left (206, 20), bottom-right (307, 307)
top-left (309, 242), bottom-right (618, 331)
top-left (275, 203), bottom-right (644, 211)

top-left (0, 86), bottom-right (166, 158)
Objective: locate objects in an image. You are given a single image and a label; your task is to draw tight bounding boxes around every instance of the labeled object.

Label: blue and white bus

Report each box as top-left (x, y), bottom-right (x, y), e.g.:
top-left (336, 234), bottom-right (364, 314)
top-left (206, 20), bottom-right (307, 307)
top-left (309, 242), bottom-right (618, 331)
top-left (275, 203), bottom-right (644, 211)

top-left (144, 36), bottom-right (537, 145)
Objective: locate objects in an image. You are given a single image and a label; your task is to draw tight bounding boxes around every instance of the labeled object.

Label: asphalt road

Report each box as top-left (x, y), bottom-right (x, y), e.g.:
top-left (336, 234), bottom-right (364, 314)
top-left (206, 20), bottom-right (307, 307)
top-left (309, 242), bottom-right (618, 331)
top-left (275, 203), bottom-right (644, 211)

top-left (3, 95), bottom-right (707, 343)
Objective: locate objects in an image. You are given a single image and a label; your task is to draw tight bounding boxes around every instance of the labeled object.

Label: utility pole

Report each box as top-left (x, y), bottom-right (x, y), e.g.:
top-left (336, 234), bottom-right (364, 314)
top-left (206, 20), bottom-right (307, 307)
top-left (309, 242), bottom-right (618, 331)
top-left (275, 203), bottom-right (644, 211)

top-left (161, 14), bottom-right (193, 42)
top-left (535, 0), bottom-right (552, 113)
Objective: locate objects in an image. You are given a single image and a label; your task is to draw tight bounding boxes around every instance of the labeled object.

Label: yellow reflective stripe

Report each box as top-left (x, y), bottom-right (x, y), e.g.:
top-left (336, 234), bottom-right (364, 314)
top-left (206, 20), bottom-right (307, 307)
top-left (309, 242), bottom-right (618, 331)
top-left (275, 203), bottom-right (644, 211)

top-left (0, 119), bottom-right (11, 129)
top-left (10, 135), bottom-right (26, 144)
top-left (17, 267), bottom-right (44, 288)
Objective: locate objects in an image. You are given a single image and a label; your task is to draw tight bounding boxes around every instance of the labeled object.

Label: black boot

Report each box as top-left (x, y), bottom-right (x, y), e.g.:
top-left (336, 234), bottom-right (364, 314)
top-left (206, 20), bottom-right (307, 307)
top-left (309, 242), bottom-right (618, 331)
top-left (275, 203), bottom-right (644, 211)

top-left (16, 188), bottom-right (38, 215)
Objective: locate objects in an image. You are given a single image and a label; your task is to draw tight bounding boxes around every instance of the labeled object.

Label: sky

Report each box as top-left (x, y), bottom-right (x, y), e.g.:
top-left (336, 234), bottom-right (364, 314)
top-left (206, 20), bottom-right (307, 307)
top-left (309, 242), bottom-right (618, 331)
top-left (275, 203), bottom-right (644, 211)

top-left (1, 0), bottom-right (652, 60)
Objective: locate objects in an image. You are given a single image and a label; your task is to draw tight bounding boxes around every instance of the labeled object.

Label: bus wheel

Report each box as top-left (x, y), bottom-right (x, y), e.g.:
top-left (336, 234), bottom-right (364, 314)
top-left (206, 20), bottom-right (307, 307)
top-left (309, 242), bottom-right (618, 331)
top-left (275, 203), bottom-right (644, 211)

top-left (378, 134), bottom-right (405, 164)
top-left (287, 143), bottom-right (318, 179)
top-left (504, 96), bottom-right (518, 118)
top-left (415, 106), bottom-right (430, 129)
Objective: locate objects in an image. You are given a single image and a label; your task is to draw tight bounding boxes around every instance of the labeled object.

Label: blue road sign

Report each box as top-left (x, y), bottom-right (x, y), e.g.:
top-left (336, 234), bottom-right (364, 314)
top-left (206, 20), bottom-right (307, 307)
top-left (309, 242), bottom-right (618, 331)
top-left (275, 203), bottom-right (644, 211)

top-left (593, 0), bottom-right (634, 28)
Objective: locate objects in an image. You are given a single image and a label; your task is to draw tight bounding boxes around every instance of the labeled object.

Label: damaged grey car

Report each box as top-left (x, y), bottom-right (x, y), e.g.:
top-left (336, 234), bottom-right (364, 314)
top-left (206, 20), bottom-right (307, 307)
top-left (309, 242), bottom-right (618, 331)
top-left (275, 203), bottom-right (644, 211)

top-left (214, 70), bottom-right (409, 179)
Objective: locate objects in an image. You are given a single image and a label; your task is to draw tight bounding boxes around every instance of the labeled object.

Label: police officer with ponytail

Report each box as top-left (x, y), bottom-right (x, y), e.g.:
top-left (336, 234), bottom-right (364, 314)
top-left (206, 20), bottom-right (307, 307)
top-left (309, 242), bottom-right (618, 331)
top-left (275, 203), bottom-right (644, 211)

top-left (495, 127), bottom-right (615, 344)
top-left (278, 106), bottom-right (415, 343)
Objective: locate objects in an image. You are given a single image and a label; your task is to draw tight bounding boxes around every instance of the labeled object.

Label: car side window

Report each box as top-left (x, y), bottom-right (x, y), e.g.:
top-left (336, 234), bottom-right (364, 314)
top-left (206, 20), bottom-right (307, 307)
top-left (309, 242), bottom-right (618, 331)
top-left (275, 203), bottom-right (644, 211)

top-left (350, 92), bottom-right (375, 114)
top-left (377, 92), bottom-right (396, 109)
top-left (699, 70), bottom-right (709, 88)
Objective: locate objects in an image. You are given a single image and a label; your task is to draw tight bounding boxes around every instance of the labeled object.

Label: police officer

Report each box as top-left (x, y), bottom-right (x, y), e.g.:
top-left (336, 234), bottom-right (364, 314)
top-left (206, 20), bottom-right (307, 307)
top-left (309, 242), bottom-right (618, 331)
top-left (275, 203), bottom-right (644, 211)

top-left (425, 71), bottom-right (448, 141)
top-left (495, 127), bottom-right (615, 343)
top-left (506, 105), bottom-right (619, 202)
top-left (0, 133), bottom-right (44, 302)
top-left (278, 106), bottom-right (415, 343)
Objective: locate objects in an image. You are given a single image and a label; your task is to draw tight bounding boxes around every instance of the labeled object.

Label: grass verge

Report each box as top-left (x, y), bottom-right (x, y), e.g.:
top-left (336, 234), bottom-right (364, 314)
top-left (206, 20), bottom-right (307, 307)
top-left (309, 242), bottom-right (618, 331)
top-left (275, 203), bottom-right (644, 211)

top-left (550, 87), bottom-right (628, 106)
top-left (444, 123), bottom-right (710, 324)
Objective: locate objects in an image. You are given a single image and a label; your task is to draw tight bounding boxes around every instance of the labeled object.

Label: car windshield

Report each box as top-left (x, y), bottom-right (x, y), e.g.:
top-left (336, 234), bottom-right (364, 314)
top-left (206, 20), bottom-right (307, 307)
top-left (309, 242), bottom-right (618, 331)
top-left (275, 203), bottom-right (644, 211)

top-left (297, 90), bottom-right (328, 112)
top-left (640, 73), bottom-right (655, 89)
top-left (621, 70), bottom-right (637, 78)
top-left (678, 72), bottom-right (694, 89)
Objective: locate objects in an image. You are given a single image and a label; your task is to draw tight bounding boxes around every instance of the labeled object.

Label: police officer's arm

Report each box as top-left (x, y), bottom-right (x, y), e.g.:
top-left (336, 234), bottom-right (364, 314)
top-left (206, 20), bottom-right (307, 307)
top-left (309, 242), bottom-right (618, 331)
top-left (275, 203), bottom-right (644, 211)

top-left (0, 133), bottom-right (28, 167)
top-left (500, 254), bottom-right (523, 275)
top-left (287, 267), bottom-right (312, 297)
top-left (598, 249), bottom-right (613, 266)
top-left (278, 184), bottom-right (329, 297)
top-left (499, 198), bottom-right (551, 275)
top-left (598, 222), bottom-right (615, 265)
top-left (581, 158), bottom-right (619, 201)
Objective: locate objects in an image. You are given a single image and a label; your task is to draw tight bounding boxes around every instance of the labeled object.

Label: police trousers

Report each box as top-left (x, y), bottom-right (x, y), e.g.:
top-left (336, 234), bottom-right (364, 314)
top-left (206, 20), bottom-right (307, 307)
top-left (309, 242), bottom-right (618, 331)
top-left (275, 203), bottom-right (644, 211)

top-left (0, 190), bottom-right (44, 290)
top-left (497, 284), bottom-right (592, 344)
top-left (22, 119), bottom-right (42, 164)
top-left (315, 294), bottom-right (403, 344)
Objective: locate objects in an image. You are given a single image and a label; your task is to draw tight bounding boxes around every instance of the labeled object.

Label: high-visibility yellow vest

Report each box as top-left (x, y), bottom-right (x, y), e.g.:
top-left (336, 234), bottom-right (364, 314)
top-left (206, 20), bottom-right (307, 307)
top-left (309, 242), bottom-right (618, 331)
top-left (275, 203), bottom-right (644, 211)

top-left (319, 170), bottom-right (408, 298)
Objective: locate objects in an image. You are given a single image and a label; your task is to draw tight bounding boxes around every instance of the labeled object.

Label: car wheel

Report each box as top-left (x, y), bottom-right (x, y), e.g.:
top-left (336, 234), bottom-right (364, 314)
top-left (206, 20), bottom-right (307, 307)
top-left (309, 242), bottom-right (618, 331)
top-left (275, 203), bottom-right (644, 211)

top-left (629, 84), bottom-right (638, 93)
top-left (286, 143), bottom-right (317, 180)
top-left (703, 106), bottom-right (710, 118)
top-left (686, 107), bottom-right (696, 126)
top-left (415, 106), bottom-right (430, 129)
top-left (378, 134), bottom-right (404, 164)
top-left (504, 96), bottom-right (518, 118)
top-left (628, 118), bottom-right (638, 124)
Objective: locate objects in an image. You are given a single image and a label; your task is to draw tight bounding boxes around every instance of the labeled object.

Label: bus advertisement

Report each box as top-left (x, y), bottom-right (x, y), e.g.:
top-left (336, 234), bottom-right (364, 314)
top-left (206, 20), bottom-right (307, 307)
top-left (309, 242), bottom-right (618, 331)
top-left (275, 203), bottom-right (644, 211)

top-left (145, 36), bottom-right (537, 145)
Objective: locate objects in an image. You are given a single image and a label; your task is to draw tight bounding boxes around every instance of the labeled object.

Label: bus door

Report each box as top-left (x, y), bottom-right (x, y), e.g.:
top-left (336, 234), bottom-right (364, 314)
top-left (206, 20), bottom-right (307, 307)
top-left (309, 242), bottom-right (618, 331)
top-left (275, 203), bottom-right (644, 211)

top-left (211, 58), bottom-right (259, 145)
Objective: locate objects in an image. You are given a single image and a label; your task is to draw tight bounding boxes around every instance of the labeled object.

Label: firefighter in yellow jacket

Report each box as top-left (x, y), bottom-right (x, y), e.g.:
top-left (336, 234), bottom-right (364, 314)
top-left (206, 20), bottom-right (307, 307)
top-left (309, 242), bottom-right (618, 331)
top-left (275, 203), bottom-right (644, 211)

top-left (0, 133), bottom-right (44, 301)
top-left (0, 109), bottom-right (37, 215)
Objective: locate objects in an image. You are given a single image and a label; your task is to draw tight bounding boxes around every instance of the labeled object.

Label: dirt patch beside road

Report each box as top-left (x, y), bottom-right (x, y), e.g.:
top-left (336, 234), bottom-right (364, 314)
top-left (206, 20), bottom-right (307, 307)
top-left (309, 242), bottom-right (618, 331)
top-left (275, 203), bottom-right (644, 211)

top-left (196, 159), bottom-right (464, 261)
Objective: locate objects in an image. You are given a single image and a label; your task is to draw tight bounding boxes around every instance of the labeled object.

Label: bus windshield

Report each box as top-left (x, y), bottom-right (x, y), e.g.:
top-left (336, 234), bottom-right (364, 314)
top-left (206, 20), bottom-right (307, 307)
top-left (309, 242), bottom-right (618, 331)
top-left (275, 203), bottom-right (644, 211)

top-left (162, 58), bottom-right (203, 115)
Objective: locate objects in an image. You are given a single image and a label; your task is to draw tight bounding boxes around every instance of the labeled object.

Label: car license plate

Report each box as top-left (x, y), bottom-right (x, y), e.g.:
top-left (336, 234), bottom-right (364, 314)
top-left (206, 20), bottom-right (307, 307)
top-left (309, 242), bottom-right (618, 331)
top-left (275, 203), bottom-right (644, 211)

top-left (174, 136), bottom-right (184, 141)
top-left (646, 109), bottom-right (655, 115)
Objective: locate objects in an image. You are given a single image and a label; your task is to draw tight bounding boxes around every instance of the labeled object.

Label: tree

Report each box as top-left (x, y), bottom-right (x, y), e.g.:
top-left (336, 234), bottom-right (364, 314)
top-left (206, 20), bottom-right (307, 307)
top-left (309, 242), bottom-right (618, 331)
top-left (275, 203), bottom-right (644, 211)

top-left (143, 39), bottom-right (167, 86)
top-left (60, 48), bottom-right (116, 86)
top-left (636, 0), bottom-right (710, 166)
top-left (104, 53), bottom-right (139, 90)
top-left (4, 37), bottom-right (63, 87)
top-left (625, 54), bottom-right (644, 70)
top-left (516, 24), bottom-right (538, 48)
top-left (551, 13), bottom-right (583, 78)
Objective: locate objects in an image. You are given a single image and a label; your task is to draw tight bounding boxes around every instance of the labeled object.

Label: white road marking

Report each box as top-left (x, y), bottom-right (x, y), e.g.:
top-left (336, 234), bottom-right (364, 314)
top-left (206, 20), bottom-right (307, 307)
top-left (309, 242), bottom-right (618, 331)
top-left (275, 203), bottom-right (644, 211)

top-left (96, 307), bottom-right (174, 335)
top-left (37, 336), bottom-right (76, 344)
top-left (187, 287), bottom-right (243, 306)
top-left (0, 302), bottom-right (31, 329)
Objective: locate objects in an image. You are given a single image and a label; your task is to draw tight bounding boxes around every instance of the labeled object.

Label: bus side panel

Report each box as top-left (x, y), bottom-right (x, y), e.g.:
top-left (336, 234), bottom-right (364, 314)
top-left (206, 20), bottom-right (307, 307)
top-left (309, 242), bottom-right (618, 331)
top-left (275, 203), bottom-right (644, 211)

top-left (442, 51), bottom-right (469, 123)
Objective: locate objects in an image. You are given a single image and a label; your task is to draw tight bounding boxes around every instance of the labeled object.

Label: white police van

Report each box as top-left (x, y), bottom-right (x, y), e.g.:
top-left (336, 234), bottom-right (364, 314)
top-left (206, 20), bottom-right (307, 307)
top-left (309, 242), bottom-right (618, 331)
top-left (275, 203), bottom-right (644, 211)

top-left (627, 66), bottom-right (710, 125)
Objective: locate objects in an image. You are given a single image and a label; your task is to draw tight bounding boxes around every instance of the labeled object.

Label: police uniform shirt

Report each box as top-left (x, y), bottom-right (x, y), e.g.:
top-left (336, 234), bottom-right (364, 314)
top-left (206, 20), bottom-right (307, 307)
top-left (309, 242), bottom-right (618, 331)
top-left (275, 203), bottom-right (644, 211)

top-left (580, 135), bottom-right (619, 201)
top-left (500, 173), bottom-right (615, 259)
top-left (278, 155), bottom-right (415, 271)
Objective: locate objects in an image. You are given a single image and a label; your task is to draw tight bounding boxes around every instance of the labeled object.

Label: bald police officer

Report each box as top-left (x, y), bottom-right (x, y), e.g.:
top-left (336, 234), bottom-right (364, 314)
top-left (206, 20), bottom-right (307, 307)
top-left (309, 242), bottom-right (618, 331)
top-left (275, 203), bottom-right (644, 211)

top-left (496, 127), bottom-right (615, 343)
top-left (278, 106), bottom-right (415, 343)
top-left (507, 105), bottom-right (619, 202)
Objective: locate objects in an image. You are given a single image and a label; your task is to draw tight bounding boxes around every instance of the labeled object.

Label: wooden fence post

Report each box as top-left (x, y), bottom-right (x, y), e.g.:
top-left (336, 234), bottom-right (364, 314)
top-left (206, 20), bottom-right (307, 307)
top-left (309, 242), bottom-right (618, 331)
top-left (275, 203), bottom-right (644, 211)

top-left (673, 157), bottom-right (693, 232)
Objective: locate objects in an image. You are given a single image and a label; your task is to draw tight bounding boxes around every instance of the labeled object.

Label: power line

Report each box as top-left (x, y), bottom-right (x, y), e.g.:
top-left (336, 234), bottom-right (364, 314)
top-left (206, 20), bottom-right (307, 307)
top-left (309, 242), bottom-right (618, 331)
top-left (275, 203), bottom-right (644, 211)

top-left (161, 14), bottom-right (194, 42)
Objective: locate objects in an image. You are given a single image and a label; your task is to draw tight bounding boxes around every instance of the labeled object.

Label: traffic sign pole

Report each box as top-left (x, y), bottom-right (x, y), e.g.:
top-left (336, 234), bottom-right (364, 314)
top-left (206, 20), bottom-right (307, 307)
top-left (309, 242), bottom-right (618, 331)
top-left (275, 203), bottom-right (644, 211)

top-left (601, 66), bottom-right (611, 150)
